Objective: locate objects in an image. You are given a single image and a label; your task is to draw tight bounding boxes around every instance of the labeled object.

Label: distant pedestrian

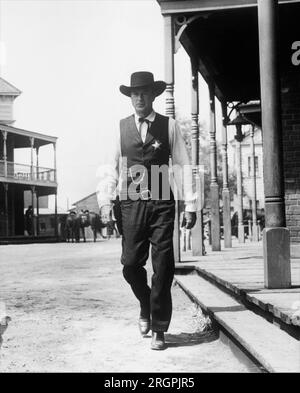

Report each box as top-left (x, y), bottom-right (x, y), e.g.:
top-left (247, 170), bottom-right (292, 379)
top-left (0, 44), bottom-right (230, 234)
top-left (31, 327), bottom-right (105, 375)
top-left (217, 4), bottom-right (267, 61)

top-left (25, 205), bottom-right (33, 235)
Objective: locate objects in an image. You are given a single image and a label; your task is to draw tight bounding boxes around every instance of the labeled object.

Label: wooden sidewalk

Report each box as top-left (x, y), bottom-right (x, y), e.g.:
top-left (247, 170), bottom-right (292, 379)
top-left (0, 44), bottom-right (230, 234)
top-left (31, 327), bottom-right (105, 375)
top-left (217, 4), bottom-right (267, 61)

top-left (178, 240), bottom-right (300, 328)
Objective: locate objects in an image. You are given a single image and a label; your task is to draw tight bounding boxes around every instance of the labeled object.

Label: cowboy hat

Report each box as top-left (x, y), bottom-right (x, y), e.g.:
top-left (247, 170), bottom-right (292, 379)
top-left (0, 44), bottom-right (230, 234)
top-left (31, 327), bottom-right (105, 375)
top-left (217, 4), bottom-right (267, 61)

top-left (120, 71), bottom-right (166, 97)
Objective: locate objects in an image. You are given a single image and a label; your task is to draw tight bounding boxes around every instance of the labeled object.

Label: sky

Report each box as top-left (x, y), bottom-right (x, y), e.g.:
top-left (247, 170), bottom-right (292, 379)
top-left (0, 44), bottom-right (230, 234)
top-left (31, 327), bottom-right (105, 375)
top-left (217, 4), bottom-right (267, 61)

top-left (0, 0), bottom-right (226, 210)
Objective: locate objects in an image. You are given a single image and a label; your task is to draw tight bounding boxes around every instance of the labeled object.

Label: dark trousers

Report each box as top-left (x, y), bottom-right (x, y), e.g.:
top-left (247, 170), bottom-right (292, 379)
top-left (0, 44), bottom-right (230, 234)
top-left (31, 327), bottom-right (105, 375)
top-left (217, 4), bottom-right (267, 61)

top-left (121, 199), bottom-right (175, 332)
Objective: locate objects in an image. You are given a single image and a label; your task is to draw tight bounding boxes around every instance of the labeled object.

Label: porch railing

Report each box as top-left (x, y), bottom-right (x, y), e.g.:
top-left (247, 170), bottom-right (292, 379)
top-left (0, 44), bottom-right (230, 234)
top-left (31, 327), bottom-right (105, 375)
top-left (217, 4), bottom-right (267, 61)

top-left (0, 160), bottom-right (56, 183)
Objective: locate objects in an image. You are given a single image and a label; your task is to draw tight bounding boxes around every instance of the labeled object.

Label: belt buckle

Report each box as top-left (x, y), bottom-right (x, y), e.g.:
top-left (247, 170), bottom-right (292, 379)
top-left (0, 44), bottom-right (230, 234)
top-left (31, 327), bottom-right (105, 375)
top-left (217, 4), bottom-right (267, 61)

top-left (140, 189), bottom-right (152, 200)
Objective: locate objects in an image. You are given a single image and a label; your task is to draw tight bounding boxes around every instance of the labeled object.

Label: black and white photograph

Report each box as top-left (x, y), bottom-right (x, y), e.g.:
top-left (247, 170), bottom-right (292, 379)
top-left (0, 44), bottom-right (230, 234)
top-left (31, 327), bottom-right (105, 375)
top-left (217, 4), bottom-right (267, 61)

top-left (0, 0), bottom-right (299, 378)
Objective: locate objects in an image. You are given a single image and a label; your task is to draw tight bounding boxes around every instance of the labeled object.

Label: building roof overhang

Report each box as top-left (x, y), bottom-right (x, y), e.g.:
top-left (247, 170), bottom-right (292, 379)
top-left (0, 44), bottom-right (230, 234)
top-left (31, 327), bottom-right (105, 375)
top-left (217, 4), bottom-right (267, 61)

top-left (158, 0), bottom-right (300, 15)
top-left (0, 77), bottom-right (22, 96)
top-left (157, 0), bottom-right (300, 103)
top-left (0, 123), bottom-right (57, 148)
top-left (238, 101), bottom-right (261, 127)
top-left (72, 192), bottom-right (97, 206)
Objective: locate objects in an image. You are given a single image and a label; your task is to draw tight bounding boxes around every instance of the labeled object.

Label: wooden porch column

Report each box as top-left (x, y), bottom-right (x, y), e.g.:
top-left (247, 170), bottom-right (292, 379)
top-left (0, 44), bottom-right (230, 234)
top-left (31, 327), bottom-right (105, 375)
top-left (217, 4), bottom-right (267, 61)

top-left (4, 183), bottom-right (9, 236)
top-left (36, 189), bottom-right (40, 236)
top-left (258, 0), bottom-right (291, 288)
top-left (53, 142), bottom-right (57, 182)
top-left (2, 130), bottom-right (7, 177)
top-left (235, 133), bottom-right (245, 243)
top-left (250, 125), bottom-right (259, 241)
top-left (36, 146), bottom-right (40, 181)
top-left (11, 186), bottom-right (15, 236)
top-left (164, 15), bottom-right (175, 118)
top-left (164, 14), bottom-right (180, 262)
top-left (54, 191), bottom-right (58, 237)
top-left (30, 137), bottom-right (35, 180)
top-left (221, 102), bottom-right (232, 248)
top-left (209, 84), bottom-right (221, 251)
top-left (191, 57), bottom-right (204, 256)
top-left (31, 186), bottom-right (35, 236)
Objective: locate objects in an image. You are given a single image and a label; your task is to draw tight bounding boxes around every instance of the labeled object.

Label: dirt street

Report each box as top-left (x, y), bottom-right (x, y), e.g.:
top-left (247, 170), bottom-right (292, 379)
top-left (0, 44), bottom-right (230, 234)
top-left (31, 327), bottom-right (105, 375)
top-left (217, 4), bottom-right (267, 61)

top-left (0, 239), bottom-right (252, 372)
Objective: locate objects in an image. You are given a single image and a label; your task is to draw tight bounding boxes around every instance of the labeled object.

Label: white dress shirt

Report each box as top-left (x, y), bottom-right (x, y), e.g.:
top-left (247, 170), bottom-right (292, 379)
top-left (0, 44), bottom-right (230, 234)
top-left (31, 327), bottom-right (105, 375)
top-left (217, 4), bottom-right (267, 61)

top-left (135, 111), bottom-right (155, 143)
top-left (96, 111), bottom-right (197, 212)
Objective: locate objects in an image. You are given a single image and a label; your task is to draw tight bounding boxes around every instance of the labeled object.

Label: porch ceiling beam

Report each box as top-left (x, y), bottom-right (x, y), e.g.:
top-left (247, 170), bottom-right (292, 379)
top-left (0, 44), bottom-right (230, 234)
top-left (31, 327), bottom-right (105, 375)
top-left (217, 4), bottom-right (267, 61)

top-left (179, 30), bottom-right (225, 102)
top-left (158, 0), bottom-right (300, 15)
top-left (0, 124), bottom-right (57, 145)
top-left (0, 176), bottom-right (57, 188)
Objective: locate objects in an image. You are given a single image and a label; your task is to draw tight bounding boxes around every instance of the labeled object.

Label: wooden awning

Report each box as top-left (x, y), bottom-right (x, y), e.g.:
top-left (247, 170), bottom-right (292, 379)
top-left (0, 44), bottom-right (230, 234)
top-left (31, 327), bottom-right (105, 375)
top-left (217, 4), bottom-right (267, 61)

top-left (0, 123), bottom-right (57, 148)
top-left (157, 0), bottom-right (300, 103)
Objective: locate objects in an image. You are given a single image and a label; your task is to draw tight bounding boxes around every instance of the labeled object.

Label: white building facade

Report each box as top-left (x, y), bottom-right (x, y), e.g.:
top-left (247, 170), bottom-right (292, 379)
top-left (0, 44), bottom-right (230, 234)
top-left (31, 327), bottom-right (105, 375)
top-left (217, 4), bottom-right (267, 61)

top-left (229, 126), bottom-right (264, 212)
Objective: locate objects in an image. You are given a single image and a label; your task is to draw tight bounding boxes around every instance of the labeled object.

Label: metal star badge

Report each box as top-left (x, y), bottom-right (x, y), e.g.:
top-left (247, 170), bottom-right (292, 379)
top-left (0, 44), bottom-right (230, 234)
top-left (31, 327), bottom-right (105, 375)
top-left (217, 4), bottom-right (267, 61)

top-left (152, 140), bottom-right (162, 150)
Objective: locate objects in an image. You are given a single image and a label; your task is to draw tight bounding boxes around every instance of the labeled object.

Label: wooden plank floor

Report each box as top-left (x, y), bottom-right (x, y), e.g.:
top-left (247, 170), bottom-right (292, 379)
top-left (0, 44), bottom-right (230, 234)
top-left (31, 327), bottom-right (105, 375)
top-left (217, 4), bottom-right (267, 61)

top-left (179, 240), bottom-right (300, 326)
top-left (175, 274), bottom-right (300, 372)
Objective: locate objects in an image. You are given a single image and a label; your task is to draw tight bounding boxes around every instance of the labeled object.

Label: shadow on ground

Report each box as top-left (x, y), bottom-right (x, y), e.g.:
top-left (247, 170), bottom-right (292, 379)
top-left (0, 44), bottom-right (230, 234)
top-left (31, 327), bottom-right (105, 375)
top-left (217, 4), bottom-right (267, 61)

top-left (165, 330), bottom-right (218, 348)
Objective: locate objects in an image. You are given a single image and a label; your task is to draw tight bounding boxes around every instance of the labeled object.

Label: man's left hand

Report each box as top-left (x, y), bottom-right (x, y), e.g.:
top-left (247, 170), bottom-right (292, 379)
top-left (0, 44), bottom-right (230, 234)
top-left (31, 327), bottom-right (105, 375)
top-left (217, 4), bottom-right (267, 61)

top-left (184, 211), bottom-right (196, 229)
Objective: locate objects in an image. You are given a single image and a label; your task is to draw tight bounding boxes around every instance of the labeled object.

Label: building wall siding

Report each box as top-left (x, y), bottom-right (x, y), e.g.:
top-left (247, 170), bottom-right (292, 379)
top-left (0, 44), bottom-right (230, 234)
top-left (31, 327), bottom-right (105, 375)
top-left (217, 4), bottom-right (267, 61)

top-left (282, 72), bottom-right (300, 243)
top-left (0, 96), bottom-right (14, 124)
top-left (73, 193), bottom-right (99, 213)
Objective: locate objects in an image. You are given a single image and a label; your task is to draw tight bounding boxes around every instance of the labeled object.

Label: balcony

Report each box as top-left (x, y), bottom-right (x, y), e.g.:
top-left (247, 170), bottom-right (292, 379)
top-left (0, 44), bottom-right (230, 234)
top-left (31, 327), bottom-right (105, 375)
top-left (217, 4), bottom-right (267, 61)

top-left (0, 160), bottom-right (56, 186)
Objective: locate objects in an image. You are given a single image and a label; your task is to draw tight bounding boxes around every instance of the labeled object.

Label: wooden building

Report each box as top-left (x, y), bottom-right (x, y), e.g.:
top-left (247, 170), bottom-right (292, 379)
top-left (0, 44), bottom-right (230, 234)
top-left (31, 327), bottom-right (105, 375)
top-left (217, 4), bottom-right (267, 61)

top-left (229, 126), bottom-right (264, 211)
top-left (35, 208), bottom-right (68, 238)
top-left (71, 192), bottom-right (99, 214)
top-left (0, 77), bottom-right (58, 240)
top-left (157, 0), bottom-right (300, 288)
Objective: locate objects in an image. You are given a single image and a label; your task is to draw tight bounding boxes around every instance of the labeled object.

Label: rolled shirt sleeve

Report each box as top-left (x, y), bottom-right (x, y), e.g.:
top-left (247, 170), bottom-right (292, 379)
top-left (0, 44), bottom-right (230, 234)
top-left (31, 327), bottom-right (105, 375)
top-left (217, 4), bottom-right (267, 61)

top-left (96, 131), bottom-right (120, 209)
top-left (169, 118), bottom-right (197, 212)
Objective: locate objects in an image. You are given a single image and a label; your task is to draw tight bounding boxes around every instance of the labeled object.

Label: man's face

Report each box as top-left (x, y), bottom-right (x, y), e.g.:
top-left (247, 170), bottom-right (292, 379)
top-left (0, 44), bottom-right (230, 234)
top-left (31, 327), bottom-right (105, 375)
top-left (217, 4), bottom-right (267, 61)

top-left (130, 86), bottom-right (155, 117)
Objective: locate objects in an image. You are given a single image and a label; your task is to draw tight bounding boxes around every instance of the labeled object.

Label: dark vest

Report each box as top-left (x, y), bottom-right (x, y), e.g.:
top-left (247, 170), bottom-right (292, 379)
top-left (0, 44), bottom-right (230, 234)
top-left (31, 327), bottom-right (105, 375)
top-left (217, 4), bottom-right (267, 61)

top-left (120, 113), bottom-right (172, 200)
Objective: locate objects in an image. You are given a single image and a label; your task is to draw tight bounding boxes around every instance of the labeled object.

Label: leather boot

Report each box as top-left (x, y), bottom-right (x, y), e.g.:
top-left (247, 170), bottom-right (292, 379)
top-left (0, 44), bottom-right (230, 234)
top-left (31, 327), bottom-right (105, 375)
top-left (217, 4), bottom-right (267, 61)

top-left (151, 331), bottom-right (165, 350)
top-left (138, 318), bottom-right (150, 336)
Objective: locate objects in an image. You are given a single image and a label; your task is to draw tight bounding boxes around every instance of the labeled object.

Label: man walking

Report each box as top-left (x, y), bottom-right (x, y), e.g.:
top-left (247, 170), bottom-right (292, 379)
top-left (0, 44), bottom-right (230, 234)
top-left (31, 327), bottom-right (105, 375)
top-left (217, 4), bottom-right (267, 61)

top-left (97, 71), bottom-right (197, 350)
top-left (25, 205), bottom-right (33, 236)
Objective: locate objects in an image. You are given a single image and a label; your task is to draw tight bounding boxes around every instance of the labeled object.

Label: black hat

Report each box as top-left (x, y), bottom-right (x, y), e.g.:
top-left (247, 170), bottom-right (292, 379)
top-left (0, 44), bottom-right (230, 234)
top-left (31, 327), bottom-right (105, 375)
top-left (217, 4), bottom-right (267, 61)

top-left (120, 71), bottom-right (166, 97)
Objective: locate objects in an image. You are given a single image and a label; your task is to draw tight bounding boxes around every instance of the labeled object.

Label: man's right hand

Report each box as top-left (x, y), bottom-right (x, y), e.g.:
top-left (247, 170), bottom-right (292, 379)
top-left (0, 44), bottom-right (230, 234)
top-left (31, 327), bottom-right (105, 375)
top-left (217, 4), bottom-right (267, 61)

top-left (100, 204), bottom-right (112, 224)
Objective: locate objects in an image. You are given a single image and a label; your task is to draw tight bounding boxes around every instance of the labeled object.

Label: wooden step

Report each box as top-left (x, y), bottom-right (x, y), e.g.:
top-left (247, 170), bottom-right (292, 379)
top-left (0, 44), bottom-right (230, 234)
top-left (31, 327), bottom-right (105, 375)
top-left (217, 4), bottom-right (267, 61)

top-left (175, 273), bottom-right (300, 373)
top-left (176, 263), bottom-right (300, 328)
